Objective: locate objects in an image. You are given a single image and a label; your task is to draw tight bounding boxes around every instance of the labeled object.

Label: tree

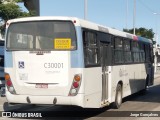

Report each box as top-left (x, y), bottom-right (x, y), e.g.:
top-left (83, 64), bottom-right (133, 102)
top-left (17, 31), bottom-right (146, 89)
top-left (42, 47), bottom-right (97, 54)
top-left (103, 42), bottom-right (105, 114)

top-left (123, 27), bottom-right (155, 40)
top-left (0, 3), bottom-right (30, 21)
top-left (0, 0), bottom-right (33, 38)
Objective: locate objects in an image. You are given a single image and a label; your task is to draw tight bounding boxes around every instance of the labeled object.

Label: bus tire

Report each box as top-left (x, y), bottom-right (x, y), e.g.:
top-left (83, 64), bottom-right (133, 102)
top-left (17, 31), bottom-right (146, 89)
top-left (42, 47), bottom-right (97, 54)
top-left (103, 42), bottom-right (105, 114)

top-left (140, 75), bottom-right (149, 95)
top-left (113, 83), bottom-right (122, 109)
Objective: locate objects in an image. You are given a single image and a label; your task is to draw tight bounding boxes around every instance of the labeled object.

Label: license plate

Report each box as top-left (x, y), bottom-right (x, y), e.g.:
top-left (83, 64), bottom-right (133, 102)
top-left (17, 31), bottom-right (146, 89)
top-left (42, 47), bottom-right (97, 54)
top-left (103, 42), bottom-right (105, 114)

top-left (35, 84), bottom-right (48, 89)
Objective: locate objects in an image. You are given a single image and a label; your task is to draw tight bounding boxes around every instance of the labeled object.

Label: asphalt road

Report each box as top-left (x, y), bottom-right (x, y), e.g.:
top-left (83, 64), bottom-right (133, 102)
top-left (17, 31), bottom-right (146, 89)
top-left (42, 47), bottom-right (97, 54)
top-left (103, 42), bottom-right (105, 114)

top-left (0, 75), bottom-right (160, 120)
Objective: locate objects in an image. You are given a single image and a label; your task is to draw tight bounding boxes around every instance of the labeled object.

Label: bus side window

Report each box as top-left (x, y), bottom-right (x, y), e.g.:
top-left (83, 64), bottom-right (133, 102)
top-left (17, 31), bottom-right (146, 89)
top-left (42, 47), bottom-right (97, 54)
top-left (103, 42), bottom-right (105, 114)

top-left (97, 32), bottom-right (112, 66)
top-left (145, 44), bottom-right (151, 63)
top-left (139, 43), bottom-right (145, 62)
top-left (83, 31), bottom-right (100, 67)
top-left (124, 39), bottom-right (132, 63)
top-left (132, 41), bottom-right (140, 63)
top-left (150, 44), bottom-right (154, 63)
top-left (114, 37), bottom-right (124, 64)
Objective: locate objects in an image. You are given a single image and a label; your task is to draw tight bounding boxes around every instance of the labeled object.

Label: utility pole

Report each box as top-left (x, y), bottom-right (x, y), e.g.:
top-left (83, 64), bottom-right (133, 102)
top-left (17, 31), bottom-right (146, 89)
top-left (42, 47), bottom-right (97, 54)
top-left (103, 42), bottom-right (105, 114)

top-left (126, 0), bottom-right (128, 30)
top-left (84, 0), bottom-right (87, 20)
top-left (133, 0), bottom-right (136, 35)
top-left (153, 12), bottom-right (159, 73)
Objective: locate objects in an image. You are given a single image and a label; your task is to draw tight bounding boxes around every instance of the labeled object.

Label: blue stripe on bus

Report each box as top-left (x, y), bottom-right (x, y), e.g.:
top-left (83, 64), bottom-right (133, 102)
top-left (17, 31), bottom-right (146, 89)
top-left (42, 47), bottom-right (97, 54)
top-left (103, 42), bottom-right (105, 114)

top-left (5, 51), bottom-right (13, 68)
top-left (71, 27), bottom-right (84, 68)
top-left (137, 36), bottom-right (152, 43)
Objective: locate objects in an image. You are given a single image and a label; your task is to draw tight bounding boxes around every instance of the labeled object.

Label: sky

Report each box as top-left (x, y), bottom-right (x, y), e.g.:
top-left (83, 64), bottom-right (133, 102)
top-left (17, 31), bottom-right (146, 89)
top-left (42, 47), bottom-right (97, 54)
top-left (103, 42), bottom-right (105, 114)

top-left (19, 0), bottom-right (160, 44)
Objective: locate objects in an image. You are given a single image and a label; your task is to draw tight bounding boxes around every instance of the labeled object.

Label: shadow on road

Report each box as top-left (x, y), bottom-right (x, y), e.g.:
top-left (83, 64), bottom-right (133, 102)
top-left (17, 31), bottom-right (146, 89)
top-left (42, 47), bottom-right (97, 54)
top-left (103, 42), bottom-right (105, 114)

top-left (123, 83), bottom-right (160, 103)
top-left (3, 102), bottom-right (40, 112)
top-left (3, 102), bottom-right (112, 119)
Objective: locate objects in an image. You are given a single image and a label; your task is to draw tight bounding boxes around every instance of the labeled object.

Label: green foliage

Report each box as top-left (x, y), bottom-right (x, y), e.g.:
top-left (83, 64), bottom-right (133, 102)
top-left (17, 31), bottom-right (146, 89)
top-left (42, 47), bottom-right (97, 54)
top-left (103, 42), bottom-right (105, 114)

top-left (123, 27), bottom-right (155, 40)
top-left (29, 10), bottom-right (36, 16)
top-left (0, 0), bottom-right (23, 3)
top-left (15, 0), bottom-right (23, 2)
top-left (0, 1), bottom-right (32, 37)
top-left (0, 3), bottom-right (30, 21)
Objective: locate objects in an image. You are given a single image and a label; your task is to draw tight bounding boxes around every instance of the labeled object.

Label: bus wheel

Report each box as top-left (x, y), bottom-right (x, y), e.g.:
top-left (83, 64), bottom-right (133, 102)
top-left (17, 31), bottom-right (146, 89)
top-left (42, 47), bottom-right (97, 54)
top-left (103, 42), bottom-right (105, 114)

top-left (140, 75), bottom-right (148, 95)
top-left (113, 83), bottom-right (122, 109)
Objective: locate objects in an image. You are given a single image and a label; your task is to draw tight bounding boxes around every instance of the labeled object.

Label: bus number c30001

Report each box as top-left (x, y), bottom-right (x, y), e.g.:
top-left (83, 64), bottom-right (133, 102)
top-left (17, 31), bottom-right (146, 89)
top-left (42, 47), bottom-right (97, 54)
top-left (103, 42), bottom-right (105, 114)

top-left (44, 63), bottom-right (64, 69)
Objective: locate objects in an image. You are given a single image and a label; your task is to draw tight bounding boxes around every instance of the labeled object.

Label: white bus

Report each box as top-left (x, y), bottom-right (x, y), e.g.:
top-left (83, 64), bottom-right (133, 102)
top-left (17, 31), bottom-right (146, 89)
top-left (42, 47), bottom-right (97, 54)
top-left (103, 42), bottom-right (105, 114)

top-left (5, 17), bottom-right (154, 108)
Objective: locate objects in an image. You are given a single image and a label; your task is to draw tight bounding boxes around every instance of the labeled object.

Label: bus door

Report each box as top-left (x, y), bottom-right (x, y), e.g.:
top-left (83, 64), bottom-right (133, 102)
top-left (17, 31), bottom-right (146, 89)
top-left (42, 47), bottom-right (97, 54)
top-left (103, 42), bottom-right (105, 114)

top-left (101, 44), bottom-right (110, 104)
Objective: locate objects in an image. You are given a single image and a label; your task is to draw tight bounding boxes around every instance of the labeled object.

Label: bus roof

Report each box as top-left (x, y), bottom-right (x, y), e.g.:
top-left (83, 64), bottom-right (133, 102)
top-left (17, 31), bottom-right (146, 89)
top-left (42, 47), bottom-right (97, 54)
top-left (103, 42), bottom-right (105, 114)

top-left (7, 16), bottom-right (152, 44)
top-left (78, 19), bottom-right (152, 44)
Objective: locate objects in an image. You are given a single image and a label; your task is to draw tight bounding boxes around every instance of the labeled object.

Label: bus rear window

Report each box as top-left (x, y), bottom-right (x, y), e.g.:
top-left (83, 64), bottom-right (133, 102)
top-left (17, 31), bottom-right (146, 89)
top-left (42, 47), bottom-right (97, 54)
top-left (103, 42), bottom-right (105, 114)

top-left (6, 21), bottom-right (77, 51)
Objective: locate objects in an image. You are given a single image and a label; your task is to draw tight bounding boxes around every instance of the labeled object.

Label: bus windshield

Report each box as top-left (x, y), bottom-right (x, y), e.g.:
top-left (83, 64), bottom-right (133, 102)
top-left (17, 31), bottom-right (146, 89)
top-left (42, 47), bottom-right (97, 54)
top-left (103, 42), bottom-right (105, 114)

top-left (6, 21), bottom-right (77, 51)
